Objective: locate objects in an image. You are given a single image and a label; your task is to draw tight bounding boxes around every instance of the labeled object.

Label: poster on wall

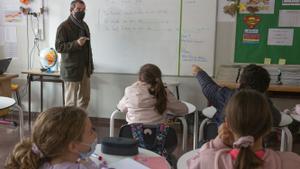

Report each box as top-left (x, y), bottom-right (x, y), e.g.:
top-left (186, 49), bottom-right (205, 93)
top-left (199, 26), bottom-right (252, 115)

top-left (279, 10), bottom-right (300, 27)
top-left (282, 0), bottom-right (300, 5)
top-left (267, 28), bottom-right (294, 46)
top-left (239, 0), bottom-right (275, 14)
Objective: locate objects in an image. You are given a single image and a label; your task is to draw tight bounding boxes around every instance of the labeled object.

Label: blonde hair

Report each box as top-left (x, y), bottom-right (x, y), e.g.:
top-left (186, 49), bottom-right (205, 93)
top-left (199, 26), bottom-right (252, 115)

top-left (5, 107), bottom-right (88, 169)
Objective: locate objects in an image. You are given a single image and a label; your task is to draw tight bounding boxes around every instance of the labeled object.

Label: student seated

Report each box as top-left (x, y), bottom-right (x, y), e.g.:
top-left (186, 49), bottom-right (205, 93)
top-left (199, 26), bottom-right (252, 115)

top-left (192, 64), bottom-right (281, 127)
top-left (187, 90), bottom-right (300, 169)
top-left (5, 107), bottom-right (98, 169)
top-left (117, 63), bottom-right (188, 124)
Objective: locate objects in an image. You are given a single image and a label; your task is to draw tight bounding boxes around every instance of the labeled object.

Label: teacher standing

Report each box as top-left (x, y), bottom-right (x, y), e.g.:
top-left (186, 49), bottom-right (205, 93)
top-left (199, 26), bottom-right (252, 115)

top-left (55, 0), bottom-right (94, 109)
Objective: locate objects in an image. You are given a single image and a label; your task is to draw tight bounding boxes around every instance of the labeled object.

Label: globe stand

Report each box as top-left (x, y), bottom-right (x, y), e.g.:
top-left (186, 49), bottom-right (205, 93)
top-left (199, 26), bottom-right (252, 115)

top-left (40, 67), bottom-right (54, 73)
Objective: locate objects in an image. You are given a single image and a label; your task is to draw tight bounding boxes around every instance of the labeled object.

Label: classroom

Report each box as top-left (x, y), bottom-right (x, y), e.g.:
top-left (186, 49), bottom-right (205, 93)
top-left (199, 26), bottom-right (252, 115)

top-left (1, 0), bottom-right (300, 168)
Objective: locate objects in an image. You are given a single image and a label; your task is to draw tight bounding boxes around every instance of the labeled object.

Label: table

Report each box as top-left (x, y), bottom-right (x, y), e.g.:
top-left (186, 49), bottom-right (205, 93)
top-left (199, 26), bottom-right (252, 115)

top-left (177, 149), bottom-right (198, 169)
top-left (216, 81), bottom-right (300, 96)
top-left (90, 144), bottom-right (170, 168)
top-left (0, 73), bottom-right (18, 116)
top-left (0, 96), bottom-right (24, 139)
top-left (164, 81), bottom-right (180, 99)
top-left (22, 69), bottom-right (64, 126)
top-left (175, 101), bottom-right (196, 151)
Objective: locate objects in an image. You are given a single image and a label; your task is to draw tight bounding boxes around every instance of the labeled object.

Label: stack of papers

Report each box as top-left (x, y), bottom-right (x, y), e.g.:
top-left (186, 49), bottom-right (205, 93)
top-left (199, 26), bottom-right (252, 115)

top-left (215, 65), bottom-right (241, 82)
top-left (109, 158), bottom-right (150, 169)
top-left (280, 67), bottom-right (300, 85)
top-left (262, 66), bottom-right (280, 84)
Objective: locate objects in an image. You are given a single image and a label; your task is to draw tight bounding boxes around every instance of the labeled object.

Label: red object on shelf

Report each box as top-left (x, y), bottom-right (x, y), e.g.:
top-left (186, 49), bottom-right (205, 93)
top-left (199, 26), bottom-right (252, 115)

top-left (20, 0), bottom-right (30, 5)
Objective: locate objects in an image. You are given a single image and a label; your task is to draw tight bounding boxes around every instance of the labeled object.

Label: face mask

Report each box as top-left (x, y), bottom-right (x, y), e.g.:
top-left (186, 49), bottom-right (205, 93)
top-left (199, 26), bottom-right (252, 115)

top-left (74, 11), bottom-right (85, 21)
top-left (79, 137), bottom-right (97, 159)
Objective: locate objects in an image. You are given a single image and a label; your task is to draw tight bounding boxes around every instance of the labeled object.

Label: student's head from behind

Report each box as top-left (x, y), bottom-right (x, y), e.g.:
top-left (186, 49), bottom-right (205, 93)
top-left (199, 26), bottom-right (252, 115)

top-left (5, 106), bottom-right (97, 169)
top-left (239, 64), bottom-right (270, 93)
top-left (138, 64), bottom-right (167, 114)
top-left (225, 89), bottom-right (273, 169)
top-left (70, 0), bottom-right (86, 21)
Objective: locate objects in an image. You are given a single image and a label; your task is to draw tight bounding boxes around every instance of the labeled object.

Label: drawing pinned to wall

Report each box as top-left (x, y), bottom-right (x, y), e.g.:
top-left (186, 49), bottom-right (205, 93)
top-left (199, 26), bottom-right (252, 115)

top-left (239, 0), bottom-right (275, 14)
top-left (279, 10), bottom-right (300, 27)
top-left (267, 28), bottom-right (294, 46)
top-left (4, 11), bottom-right (23, 24)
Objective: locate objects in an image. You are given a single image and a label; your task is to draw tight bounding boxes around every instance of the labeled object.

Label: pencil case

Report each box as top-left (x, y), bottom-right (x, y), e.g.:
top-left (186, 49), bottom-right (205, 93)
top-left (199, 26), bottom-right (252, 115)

top-left (101, 137), bottom-right (138, 156)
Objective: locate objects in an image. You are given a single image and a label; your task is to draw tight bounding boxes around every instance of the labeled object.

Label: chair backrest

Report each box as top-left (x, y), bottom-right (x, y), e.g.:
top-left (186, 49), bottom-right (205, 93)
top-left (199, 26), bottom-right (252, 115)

top-left (119, 123), bottom-right (177, 156)
top-left (198, 106), bottom-right (218, 148)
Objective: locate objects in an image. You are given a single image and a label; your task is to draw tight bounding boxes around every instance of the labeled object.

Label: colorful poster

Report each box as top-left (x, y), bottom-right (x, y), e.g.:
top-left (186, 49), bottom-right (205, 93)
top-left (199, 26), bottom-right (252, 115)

top-left (243, 29), bottom-right (260, 44)
top-left (239, 0), bottom-right (275, 14)
top-left (282, 0), bottom-right (300, 5)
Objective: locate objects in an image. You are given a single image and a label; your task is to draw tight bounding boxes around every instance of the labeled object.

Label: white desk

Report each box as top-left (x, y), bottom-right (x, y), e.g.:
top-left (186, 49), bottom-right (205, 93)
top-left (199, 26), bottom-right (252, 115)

top-left (290, 114), bottom-right (300, 122)
top-left (173, 101), bottom-right (196, 151)
top-left (0, 96), bottom-right (24, 140)
top-left (177, 149), bottom-right (198, 169)
top-left (90, 144), bottom-right (170, 168)
top-left (164, 81), bottom-right (180, 99)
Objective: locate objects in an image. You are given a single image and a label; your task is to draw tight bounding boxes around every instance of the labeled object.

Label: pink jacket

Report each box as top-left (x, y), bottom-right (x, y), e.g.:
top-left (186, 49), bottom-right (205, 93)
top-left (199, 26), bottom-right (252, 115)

top-left (188, 137), bottom-right (300, 169)
top-left (117, 81), bottom-right (188, 124)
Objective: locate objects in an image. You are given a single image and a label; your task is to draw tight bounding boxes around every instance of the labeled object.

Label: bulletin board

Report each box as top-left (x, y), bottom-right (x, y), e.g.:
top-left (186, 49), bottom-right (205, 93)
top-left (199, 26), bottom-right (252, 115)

top-left (234, 0), bottom-right (300, 65)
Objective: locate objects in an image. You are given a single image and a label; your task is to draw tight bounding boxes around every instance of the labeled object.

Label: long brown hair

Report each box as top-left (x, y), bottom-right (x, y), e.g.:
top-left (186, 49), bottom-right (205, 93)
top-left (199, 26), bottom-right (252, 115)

top-left (139, 64), bottom-right (167, 115)
top-left (5, 107), bottom-right (88, 169)
top-left (225, 90), bottom-right (273, 169)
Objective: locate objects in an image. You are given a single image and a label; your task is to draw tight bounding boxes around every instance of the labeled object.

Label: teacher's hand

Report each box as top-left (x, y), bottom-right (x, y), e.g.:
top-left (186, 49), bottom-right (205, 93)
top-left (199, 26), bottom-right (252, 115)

top-left (192, 64), bottom-right (203, 76)
top-left (77, 37), bottom-right (89, 46)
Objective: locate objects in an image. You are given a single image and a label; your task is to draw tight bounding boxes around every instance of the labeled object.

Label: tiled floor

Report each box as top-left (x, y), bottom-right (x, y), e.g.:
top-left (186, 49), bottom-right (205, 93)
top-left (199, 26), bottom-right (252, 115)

top-left (1, 114), bottom-right (300, 168)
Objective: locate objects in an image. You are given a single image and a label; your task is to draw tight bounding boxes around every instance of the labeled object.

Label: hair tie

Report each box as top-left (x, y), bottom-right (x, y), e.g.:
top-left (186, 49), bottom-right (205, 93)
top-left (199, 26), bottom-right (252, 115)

top-left (32, 143), bottom-right (44, 158)
top-left (233, 136), bottom-right (254, 149)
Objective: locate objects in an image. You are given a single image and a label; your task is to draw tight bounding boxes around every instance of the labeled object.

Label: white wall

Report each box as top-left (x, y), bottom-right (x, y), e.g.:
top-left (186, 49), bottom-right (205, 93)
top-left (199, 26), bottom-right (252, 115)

top-left (2, 0), bottom-right (299, 119)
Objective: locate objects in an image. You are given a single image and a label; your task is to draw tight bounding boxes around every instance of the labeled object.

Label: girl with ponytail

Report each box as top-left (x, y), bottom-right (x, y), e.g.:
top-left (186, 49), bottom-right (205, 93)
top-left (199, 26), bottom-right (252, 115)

top-left (5, 107), bottom-right (98, 169)
top-left (188, 89), bottom-right (300, 169)
top-left (118, 63), bottom-right (188, 124)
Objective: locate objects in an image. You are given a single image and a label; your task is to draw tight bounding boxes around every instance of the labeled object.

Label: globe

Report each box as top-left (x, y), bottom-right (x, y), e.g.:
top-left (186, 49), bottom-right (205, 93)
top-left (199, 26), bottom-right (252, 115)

top-left (39, 48), bottom-right (58, 71)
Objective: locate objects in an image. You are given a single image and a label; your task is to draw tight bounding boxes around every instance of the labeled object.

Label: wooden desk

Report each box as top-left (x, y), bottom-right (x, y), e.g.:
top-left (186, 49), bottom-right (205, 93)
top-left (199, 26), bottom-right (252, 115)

top-left (22, 69), bottom-right (64, 126)
top-left (217, 81), bottom-right (300, 97)
top-left (0, 74), bottom-right (18, 116)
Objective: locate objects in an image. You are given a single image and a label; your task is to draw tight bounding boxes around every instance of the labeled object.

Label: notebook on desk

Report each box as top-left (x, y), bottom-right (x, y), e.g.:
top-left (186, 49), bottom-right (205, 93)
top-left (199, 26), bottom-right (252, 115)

top-left (0, 58), bottom-right (12, 74)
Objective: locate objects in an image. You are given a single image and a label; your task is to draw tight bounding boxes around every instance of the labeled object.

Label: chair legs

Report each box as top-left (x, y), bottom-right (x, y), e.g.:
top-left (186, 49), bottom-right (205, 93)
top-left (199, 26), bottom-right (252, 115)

top-left (14, 104), bottom-right (24, 140)
top-left (110, 110), bottom-right (121, 137)
top-left (177, 117), bottom-right (188, 152)
top-left (280, 127), bottom-right (293, 152)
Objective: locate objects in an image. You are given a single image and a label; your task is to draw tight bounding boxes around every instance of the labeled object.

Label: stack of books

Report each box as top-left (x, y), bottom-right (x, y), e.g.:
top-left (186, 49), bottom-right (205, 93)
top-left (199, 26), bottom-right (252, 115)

top-left (263, 66), bottom-right (281, 85)
top-left (280, 67), bottom-right (300, 85)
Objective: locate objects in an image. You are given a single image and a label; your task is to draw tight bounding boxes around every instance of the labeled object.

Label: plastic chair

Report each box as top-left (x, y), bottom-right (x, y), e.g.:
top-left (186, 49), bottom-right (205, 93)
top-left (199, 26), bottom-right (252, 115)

top-left (119, 123), bottom-right (177, 166)
top-left (109, 107), bottom-right (190, 152)
top-left (198, 106), bottom-right (218, 148)
top-left (278, 113), bottom-right (293, 152)
top-left (0, 96), bottom-right (24, 140)
top-left (197, 107), bottom-right (294, 152)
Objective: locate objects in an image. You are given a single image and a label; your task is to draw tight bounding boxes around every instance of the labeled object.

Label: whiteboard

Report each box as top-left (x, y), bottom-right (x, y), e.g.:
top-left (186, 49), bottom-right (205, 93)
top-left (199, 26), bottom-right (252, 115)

top-left (48, 0), bottom-right (217, 76)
